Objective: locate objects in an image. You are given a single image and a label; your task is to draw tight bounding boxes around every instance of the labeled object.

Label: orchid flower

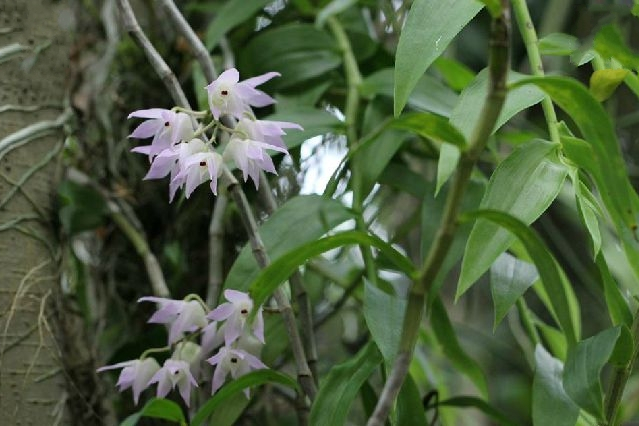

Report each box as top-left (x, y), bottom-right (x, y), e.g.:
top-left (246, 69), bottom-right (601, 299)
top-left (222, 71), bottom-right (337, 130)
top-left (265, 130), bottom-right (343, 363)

top-left (205, 68), bottom-right (279, 120)
top-left (207, 289), bottom-right (264, 346)
top-left (147, 359), bottom-right (198, 406)
top-left (223, 132), bottom-right (288, 189)
top-left (138, 297), bottom-right (208, 344)
top-left (171, 139), bottom-right (224, 198)
top-left (207, 346), bottom-right (267, 397)
top-left (96, 358), bottom-right (160, 405)
top-left (128, 109), bottom-right (193, 157)
top-left (237, 117), bottom-right (302, 151)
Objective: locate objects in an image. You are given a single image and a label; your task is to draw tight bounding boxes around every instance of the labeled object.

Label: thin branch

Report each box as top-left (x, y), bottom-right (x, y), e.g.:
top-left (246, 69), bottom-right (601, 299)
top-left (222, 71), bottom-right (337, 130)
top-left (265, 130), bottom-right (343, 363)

top-left (207, 193), bottom-right (227, 306)
top-left (366, 3), bottom-right (511, 424)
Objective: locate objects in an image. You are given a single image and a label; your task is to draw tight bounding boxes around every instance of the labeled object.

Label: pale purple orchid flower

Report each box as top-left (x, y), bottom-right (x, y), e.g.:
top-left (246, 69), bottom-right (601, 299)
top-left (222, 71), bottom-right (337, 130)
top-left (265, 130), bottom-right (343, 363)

top-left (96, 358), bottom-right (160, 405)
top-left (207, 290), bottom-right (264, 346)
top-left (207, 346), bottom-right (267, 397)
top-left (171, 139), bottom-right (224, 198)
top-left (147, 359), bottom-right (198, 406)
top-left (223, 132), bottom-right (288, 189)
top-left (205, 68), bottom-right (279, 120)
top-left (200, 321), bottom-right (225, 356)
top-left (237, 117), bottom-right (302, 151)
top-left (138, 297), bottom-right (208, 344)
top-left (128, 109), bottom-right (193, 157)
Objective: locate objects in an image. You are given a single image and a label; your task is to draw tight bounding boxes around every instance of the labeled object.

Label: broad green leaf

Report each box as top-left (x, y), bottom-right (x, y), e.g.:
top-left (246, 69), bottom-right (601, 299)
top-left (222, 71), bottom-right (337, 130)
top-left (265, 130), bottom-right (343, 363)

top-left (392, 112), bottom-right (467, 149)
top-left (309, 342), bottom-right (383, 426)
top-left (249, 230), bottom-right (416, 307)
top-left (264, 106), bottom-right (343, 149)
top-left (438, 70), bottom-right (546, 189)
top-left (490, 253), bottom-right (538, 328)
top-left (394, 0), bottom-right (482, 115)
top-left (361, 68), bottom-right (458, 117)
top-left (431, 297), bottom-right (488, 396)
top-left (539, 33), bottom-right (579, 56)
top-left (593, 24), bottom-right (639, 71)
top-left (225, 195), bottom-right (354, 291)
top-left (363, 280), bottom-right (406, 363)
top-left (589, 69), bottom-right (629, 101)
top-left (238, 24), bottom-right (341, 90)
top-left (457, 140), bottom-right (568, 299)
top-left (532, 345), bottom-right (580, 426)
top-left (513, 76), bottom-right (637, 232)
top-left (315, 0), bottom-right (357, 27)
top-left (461, 210), bottom-right (578, 345)
top-left (204, 0), bottom-right (271, 49)
top-left (570, 171), bottom-right (603, 255)
top-left (120, 398), bottom-right (186, 426)
top-left (595, 254), bottom-right (633, 328)
top-left (434, 57), bottom-right (476, 92)
top-left (191, 370), bottom-right (298, 426)
top-left (437, 396), bottom-right (518, 426)
top-left (563, 327), bottom-right (622, 419)
top-left (397, 374), bottom-right (428, 426)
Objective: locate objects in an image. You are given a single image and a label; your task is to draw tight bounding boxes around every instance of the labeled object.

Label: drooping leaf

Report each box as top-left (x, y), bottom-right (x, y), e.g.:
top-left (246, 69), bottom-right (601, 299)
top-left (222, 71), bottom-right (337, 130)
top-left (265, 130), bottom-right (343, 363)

top-left (431, 297), bottom-right (488, 396)
top-left (397, 374), bottom-right (428, 426)
top-left (394, 0), bottom-right (482, 115)
top-left (309, 342), bottom-right (383, 426)
top-left (595, 254), bottom-right (633, 328)
top-left (532, 345), bottom-right (580, 426)
top-left (120, 398), bottom-right (186, 426)
top-left (392, 111), bottom-right (467, 149)
top-left (249, 230), bottom-right (416, 308)
top-left (225, 195), bottom-right (354, 292)
top-left (457, 140), bottom-right (567, 299)
top-left (434, 57), bottom-right (476, 92)
top-left (589, 69), bottom-right (629, 102)
top-left (563, 327), bottom-right (622, 419)
top-left (204, 0), bottom-right (272, 49)
top-left (191, 370), bottom-right (298, 426)
top-left (436, 396), bottom-right (518, 426)
top-left (461, 210), bottom-right (578, 345)
top-left (490, 253), bottom-right (538, 328)
top-left (538, 33), bottom-right (579, 56)
top-left (363, 280), bottom-right (407, 363)
top-left (238, 23), bottom-right (341, 90)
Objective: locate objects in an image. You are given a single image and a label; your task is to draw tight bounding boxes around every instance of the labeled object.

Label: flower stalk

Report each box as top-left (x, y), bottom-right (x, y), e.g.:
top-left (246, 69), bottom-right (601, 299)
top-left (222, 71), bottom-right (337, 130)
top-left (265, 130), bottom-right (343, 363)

top-left (366, 3), bottom-right (511, 424)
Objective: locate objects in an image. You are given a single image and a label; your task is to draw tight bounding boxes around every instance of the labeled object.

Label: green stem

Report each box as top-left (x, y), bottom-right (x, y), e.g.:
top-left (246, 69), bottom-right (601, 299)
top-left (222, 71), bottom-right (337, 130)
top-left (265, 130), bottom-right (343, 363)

top-left (367, 5), bottom-right (510, 425)
top-left (326, 16), bottom-right (378, 285)
top-left (516, 298), bottom-right (541, 346)
top-left (511, 0), bottom-right (560, 145)
top-left (602, 309), bottom-right (639, 426)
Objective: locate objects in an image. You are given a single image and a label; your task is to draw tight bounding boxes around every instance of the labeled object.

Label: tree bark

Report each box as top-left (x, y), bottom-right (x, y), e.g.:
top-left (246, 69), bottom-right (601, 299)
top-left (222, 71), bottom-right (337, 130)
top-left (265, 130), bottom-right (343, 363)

top-left (0, 1), bottom-right (106, 424)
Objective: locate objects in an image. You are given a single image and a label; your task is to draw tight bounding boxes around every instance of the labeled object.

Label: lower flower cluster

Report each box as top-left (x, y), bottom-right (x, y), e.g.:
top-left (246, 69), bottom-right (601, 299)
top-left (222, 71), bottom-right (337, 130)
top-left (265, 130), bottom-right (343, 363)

top-left (97, 290), bottom-right (266, 406)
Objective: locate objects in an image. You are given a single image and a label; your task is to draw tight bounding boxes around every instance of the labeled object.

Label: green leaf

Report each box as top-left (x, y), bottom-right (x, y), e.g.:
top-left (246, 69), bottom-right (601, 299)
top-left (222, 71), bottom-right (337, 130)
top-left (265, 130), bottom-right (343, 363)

top-left (457, 140), bottom-right (568, 299)
top-left (360, 68), bottom-right (458, 117)
top-left (392, 112), bottom-right (467, 149)
top-left (437, 396), bottom-right (518, 426)
top-left (225, 195), bottom-right (354, 292)
top-left (204, 0), bottom-right (271, 49)
top-left (264, 106), bottom-right (343, 149)
top-left (397, 374), bottom-right (428, 426)
top-left (120, 398), bottom-right (186, 426)
top-left (593, 24), bottom-right (639, 71)
top-left (58, 180), bottom-right (108, 235)
top-left (532, 345), bottom-right (580, 426)
top-left (249, 230), bottom-right (416, 308)
top-left (363, 280), bottom-right (407, 363)
top-left (461, 210), bottom-right (578, 345)
top-left (191, 370), bottom-right (298, 426)
top-left (309, 342), bottom-right (383, 426)
top-left (394, 0), bottom-right (482, 115)
top-left (595, 254), bottom-right (633, 328)
top-left (315, 0), bottom-right (357, 27)
top-left (563, 327), bottom-right (622, 419)
top-left (539, 33), bottom-right (580, 56)
top-left (431, 297), bottom-right (488, 396)
top-left (238, 23), bottom-right (341, 90)
top-left (490, 253), bottom-right (538, 328)
top-left (438, 70), bottom-right (546, 190)
top-left (589, 69), bottom-right (629, 101)
top-left (434, 57), bottom-right (475, 92)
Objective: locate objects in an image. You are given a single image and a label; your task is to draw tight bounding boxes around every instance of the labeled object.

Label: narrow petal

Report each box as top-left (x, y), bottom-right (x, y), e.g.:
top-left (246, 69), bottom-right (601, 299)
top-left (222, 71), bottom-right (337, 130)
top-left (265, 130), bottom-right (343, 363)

top-left (216, 68), bottom-right (240, 85)
top-left (208, 302), bottom-right (234, 321)
top-left (96, 360), bottom-right (136, 373)
top-left (128, 108), bottom-right (168, 119)
top-left (211, 363), bottom-right (227, 394)
top-left (224, 289), bottom-right (249, 304)
top-left (244, 352), bottom-right (267, 370)
top-left (253, 308), bottom-right (265, 344)
top-left (242, 71), bottom-right (280, 88)
top-left (129, 119), bottom-right (161, 139)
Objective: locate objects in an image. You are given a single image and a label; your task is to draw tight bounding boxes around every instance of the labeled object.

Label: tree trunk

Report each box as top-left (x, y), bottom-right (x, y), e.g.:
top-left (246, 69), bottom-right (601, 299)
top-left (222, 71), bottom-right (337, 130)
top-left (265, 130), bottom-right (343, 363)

top-left (0, 1), bottom-right (107, 424)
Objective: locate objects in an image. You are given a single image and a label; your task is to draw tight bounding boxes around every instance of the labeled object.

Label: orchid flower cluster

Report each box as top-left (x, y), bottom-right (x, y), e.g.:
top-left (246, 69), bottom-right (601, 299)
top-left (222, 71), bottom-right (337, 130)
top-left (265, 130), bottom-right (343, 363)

top-left (128, 68), bottom-right (301, 201)
top-left (97, 290), bottom-right (266, 406)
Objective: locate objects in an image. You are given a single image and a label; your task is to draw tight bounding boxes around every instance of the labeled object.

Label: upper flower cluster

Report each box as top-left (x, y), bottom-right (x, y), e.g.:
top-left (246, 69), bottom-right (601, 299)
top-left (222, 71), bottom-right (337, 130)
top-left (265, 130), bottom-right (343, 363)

top-left (97, 290), bottom-right (266, 406)
top-left (127, 68), bottom-right (301, 201)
